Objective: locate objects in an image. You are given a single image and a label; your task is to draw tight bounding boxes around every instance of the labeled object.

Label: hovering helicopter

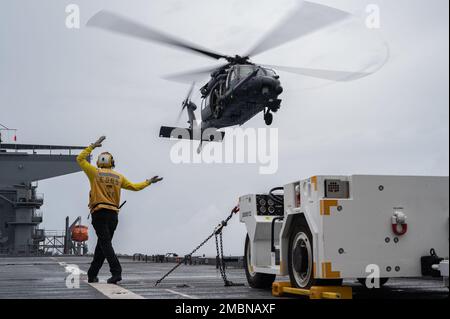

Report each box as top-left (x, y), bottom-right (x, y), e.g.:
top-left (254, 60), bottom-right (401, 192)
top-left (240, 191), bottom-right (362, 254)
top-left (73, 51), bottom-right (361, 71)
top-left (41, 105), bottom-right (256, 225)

top-left (87, 1), bottom-right (379, 142)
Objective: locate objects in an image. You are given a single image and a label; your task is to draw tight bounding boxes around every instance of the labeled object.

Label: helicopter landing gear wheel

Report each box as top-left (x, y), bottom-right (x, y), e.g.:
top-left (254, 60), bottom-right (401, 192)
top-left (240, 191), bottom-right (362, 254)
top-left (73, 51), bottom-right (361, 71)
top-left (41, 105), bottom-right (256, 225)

top-left (264, 111), bottom-right (273, 126)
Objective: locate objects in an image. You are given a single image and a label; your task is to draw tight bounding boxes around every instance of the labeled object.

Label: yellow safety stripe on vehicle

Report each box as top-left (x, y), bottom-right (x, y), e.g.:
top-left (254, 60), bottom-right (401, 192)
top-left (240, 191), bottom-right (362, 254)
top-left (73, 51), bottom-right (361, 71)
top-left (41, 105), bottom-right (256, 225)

top-left (311, 176), bottom-right (318, 191)
top-left (322, 262), bottom-right (341, 279)
top-left (320, 199), bottom-right (338, 215)
top-left (313, 262), bottom-right (316, 278)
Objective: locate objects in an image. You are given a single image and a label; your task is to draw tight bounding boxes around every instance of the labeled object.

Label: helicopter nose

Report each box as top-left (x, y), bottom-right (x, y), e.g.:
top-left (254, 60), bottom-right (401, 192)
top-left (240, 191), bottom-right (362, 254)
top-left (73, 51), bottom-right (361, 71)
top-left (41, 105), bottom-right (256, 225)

top-left (276, 85), bottom-right (283, 95)
top-left (261, 78), bottom-right (283, 96)
top-left (262, 86), bottom-right (271, 95)
top-left (262, 85), bottom-right (282, 97)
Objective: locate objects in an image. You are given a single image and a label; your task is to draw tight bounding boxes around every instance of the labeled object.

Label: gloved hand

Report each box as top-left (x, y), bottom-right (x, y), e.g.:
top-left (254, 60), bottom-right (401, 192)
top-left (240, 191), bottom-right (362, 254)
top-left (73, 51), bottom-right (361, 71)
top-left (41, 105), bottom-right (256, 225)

top-left (91, 136), bottom-right (106, 149)
top-left (147, 176), bottom-right (163, 184)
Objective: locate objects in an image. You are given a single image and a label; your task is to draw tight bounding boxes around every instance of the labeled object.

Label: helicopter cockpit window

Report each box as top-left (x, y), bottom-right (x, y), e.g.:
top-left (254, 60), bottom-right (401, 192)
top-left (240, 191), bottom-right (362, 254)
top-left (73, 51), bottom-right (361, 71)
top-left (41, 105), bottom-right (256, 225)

top-left (263, 68), bottom-right (277, 77)
top-left (227, 68), bottom-right (238, 88)
top-left (238, 65), bottom-right (257, 78)
top-left (229, 69), bottom-right (237, 83)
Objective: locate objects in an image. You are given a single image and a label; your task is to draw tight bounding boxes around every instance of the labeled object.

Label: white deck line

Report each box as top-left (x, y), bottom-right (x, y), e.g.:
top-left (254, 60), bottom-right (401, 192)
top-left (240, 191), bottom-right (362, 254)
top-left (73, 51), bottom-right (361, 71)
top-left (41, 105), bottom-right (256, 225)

top-left (51, 257), bottom-right (144, 299)
top-left (165, 289), bottom-right (198, 299)
top-left (88, 282), bottom-right (145, 299)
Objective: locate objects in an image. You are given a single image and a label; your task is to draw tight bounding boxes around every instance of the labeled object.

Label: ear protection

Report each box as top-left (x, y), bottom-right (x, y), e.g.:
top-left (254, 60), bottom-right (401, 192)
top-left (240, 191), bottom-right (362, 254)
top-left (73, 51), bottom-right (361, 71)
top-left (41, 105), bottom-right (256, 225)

top-left (97, 152), bottom-right (115, 169)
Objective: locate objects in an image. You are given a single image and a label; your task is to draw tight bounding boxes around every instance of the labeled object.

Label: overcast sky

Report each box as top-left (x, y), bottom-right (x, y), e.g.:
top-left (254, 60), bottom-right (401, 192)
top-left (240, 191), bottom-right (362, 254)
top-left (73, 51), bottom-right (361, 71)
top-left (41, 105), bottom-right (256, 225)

top-left (0, 0), bottom-right (448, 256)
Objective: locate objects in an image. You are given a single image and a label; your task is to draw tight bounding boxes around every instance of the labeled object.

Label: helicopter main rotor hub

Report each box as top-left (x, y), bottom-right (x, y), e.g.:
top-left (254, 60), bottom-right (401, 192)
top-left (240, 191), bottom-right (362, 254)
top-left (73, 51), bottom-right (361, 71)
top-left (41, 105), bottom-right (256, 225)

top-left (226, 55), bottom-right (251, 64)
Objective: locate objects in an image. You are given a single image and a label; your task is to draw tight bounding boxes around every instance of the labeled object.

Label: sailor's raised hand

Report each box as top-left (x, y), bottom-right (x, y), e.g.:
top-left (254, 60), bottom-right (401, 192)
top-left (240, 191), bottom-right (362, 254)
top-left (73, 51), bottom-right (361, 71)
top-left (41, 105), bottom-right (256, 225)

top-left (148, 176), bottom-right (163, 184)
top-left (91, 136), bottom-right (106, 149)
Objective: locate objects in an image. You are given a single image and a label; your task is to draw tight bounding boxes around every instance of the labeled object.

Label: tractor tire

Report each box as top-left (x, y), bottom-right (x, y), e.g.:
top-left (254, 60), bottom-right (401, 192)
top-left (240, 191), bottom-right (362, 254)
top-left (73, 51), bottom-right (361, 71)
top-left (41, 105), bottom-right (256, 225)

top-left (287, 223), bottom-right (343, 289)
top-left (244, 235), bottom-right (276, 289)
top-left (288, 224), bottom-right (316, 289)
top-left (288, 223), bottom-right (343, 289)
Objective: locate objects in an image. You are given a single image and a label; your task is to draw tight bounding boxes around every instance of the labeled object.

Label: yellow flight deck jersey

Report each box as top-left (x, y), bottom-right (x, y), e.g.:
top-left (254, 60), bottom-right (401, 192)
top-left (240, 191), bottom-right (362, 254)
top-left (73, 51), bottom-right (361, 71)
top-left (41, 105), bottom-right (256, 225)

top-left (77, 146), bottom-right (151, 213)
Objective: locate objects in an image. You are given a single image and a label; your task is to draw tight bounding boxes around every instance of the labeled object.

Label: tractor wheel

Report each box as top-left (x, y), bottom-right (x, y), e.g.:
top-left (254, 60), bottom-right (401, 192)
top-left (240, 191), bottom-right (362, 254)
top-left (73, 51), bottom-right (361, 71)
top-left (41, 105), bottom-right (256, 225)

top-left (288, 223), bottom-right (343, 289)
top-left (288, 224), bottom-right (315, 289)
top-left (244, 235), bottom-right (276, 289)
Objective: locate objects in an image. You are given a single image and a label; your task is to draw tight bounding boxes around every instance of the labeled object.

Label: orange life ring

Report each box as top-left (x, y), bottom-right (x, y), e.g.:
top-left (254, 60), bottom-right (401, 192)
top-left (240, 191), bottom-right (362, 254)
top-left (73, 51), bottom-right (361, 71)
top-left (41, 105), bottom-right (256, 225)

top-left (71, 225), bottom-right (89, 242)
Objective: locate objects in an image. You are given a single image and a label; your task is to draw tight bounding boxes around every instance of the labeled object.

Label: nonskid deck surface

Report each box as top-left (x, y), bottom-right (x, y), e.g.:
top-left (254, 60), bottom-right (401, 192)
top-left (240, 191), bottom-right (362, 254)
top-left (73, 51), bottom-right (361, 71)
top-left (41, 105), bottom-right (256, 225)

top-left (0, 257), bottom-right (447, 299)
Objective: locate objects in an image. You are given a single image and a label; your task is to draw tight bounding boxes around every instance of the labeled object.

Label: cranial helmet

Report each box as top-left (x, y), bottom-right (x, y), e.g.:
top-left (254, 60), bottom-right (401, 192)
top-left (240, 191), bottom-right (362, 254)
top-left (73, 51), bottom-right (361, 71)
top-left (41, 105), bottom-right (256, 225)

top-left (97, 152), bottom-right (115, 169)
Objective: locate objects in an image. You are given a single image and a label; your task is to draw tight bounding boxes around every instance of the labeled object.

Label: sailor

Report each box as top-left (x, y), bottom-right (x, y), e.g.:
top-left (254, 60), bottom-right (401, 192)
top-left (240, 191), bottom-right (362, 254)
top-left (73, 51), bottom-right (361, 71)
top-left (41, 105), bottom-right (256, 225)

top-left (77, 136), bottom-right (163, 284)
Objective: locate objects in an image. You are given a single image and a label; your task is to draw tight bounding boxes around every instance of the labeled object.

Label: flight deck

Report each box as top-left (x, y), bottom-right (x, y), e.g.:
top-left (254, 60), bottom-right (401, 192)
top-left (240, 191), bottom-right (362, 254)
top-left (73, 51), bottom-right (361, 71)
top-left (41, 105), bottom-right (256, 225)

top-left (0, 256), bottom-right (447, 299)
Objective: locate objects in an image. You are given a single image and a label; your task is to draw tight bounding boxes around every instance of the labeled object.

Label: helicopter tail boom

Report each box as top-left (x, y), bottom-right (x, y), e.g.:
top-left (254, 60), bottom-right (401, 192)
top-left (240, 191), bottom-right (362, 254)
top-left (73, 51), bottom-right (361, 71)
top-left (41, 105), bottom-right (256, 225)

top-left (159, 126), bottom-right (225, 143)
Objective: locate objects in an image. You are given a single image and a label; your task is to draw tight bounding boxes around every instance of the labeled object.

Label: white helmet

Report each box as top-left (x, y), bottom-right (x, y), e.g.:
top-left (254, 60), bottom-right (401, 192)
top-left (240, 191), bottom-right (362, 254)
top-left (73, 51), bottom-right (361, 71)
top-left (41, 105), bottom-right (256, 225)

top-left (97, 152), bottom-right (115, 168)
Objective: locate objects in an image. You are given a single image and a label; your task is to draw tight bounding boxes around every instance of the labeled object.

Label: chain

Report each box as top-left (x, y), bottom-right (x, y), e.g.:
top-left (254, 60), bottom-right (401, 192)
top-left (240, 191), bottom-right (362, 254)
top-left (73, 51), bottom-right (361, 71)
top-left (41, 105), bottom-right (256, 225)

top-left (214, 230), bottom-right (243, 286)
top-left (215, 232), bottom-right (228, 284)
top-left (154, 231), bottom-right (215, 286)
top-left (154, 206), bottom-right (240, 287)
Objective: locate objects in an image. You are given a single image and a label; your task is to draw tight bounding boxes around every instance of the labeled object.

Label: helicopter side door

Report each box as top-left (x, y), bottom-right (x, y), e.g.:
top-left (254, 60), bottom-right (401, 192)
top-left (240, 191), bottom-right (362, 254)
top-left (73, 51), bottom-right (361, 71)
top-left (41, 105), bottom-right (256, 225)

top-left (202, 69), bottom-right (229, 121)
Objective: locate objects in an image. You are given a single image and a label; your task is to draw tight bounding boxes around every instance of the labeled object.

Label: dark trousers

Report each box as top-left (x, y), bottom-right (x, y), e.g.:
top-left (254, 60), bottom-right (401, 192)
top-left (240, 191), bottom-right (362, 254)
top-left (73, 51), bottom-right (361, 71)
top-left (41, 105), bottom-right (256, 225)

top-left (87, 209), bottom-right (122, 278)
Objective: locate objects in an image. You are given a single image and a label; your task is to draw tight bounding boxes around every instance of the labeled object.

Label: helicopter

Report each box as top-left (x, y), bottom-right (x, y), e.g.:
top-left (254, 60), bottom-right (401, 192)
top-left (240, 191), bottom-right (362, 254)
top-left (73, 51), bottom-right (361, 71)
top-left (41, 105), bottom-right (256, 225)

top-left (87, 1), bottom-right (379, 142)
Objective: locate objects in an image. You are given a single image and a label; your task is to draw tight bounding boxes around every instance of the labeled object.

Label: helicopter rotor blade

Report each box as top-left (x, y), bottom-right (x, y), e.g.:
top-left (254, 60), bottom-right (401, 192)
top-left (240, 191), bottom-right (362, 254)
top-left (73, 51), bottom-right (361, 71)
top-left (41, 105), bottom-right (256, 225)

top-left (163, 64), bottom-right (228, 83)
top-left (176, 108), bottom-right (185, 124)
top-left (177, 102), bottom-right (188, 124)
top-left (185, 82), bottom-right (196, 102)
top-left (87, 10), bottom-right (229, 61)
top-left (261, 64), bottom-right (372, 82)
top-left (245, 1), bottom-right (350, 58)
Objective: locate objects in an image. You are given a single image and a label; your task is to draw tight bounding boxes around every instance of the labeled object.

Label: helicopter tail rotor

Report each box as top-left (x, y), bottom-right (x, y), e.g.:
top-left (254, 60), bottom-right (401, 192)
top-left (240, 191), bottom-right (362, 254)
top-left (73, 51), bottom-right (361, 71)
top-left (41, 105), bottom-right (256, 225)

top-left (177, 82), bottom-right (197, 129)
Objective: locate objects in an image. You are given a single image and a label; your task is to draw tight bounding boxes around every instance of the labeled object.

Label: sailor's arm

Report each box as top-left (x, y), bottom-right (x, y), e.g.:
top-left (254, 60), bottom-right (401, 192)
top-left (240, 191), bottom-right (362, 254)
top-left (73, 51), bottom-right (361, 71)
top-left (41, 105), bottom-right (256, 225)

top-left (121, 176), bottom-right (163, 191)
top-left (76, 136), bottom-right (105, 182)
top-left (76, 145), bottom-right (97, 182)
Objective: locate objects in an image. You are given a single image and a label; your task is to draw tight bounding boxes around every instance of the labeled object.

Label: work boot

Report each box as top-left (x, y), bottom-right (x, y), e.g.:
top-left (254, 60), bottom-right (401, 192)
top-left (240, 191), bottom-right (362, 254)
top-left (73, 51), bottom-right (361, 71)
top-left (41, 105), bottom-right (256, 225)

top-left (107, 275), bottom-right (122, 284)
top-left (88, 277), bottom-right (99, 283)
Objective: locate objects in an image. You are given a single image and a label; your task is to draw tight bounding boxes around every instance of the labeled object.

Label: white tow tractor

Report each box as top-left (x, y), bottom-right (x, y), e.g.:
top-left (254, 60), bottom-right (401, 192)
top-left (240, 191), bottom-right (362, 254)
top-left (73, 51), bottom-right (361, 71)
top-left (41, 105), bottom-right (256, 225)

top-left (240, 175), bottom-right (449, 291)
